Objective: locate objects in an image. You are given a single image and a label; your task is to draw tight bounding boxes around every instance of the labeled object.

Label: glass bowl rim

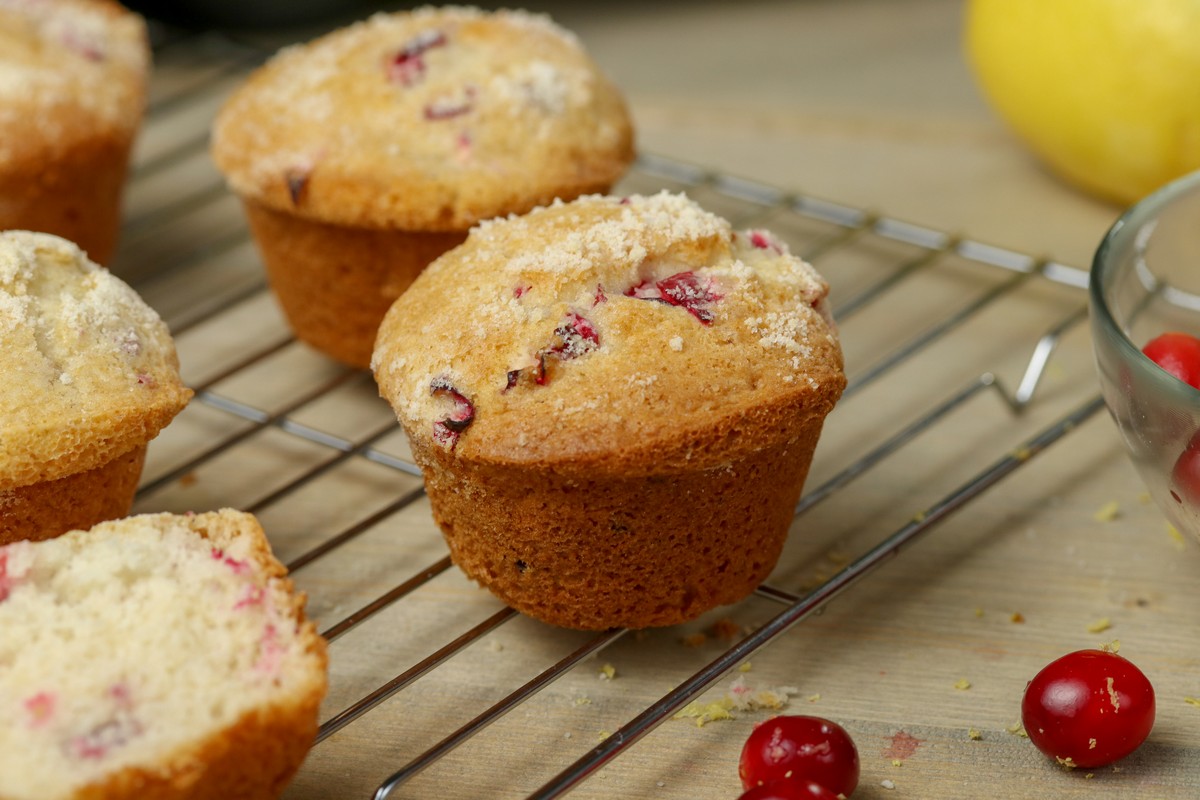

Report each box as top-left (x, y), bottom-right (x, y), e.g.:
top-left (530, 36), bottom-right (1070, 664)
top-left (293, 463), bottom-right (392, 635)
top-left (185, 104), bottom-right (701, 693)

top-left (1089, 168), bottom-right (1200, 401)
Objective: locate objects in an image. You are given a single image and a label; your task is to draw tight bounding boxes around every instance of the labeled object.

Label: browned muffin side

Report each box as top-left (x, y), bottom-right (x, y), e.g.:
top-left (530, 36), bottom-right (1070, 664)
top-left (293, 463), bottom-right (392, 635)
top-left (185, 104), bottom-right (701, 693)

top-left (373, 192), bottom-right (845, 629)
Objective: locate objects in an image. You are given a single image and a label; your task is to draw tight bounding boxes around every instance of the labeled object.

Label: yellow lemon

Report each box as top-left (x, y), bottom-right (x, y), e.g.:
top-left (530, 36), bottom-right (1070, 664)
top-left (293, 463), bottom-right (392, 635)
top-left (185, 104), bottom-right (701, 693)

top-left (964, 0), bottom-right (1200, 205)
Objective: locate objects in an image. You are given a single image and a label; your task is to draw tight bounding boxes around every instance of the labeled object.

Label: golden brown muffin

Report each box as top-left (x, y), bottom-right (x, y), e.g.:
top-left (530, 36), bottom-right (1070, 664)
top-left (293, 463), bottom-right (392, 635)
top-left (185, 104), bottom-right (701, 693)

top-left (0, 0), bottom-right (150, 265)
top-left (211, 6), bottom-right (635, 368)
top-left (373, 192), bottom-right (846, 630)
top-left (0, 509), bottom-right (329, 800)
top-left (0, 231), bottom-right (192, 545)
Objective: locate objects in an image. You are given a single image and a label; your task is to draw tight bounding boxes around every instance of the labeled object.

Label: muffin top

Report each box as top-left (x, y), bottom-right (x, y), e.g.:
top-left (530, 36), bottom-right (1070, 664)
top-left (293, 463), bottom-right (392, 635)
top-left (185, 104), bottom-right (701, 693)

top-left (0, 0), bottom-right (150, 167)
top-left (0, 232), bottom-right (192, 491)
top-left (372, 192), bottom-right (845, 474)
top-left (211, 6), bottom-right (635, 232)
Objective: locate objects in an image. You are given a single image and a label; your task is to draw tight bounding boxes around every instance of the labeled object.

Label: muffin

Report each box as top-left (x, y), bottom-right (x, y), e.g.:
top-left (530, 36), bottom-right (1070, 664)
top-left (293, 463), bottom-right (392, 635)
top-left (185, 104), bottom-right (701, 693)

top-left (372, 192), bottom-right (846, 630)
top-left (0, 509), bottom-right (329, 800)
top-left (0, 231), bottom-right (192, 545)
top-left (0, 0), bottom-right (151, 266)
top-left (211, 6), bottom-right (635, 369)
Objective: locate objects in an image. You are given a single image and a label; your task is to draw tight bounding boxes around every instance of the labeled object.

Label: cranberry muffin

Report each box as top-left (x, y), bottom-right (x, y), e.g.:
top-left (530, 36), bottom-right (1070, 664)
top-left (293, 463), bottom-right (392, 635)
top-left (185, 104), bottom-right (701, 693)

top-left (372, 192), bottom-right (845, 630)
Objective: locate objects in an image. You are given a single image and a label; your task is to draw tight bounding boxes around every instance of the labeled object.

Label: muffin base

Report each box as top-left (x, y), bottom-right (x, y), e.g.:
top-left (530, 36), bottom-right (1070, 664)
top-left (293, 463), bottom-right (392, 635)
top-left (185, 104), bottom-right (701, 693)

top-left (73, 677), bottom-right (324, 800)
top-left (0, 445), bottom-right (146, 546)
top-left (413, 413), bottom-right (831, 630)
top-left (0, 134), bottom-right (134, 266)
top-left (242, 200), bottom-right (467, 369)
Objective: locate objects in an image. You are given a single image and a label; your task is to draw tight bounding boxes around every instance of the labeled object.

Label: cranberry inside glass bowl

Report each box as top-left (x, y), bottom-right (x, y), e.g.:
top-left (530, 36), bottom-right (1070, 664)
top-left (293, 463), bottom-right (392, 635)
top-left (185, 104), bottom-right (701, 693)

top-left (1090, 169), bottom-right (1200, 540)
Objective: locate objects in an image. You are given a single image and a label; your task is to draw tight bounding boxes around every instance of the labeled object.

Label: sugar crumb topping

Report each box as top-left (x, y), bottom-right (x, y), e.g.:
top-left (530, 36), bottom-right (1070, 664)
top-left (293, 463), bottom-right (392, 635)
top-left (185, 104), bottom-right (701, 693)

top-left (743, 311), bottom-right (815, 356)
top-left (0, 232), bottom-right (158, 343)
top-left (374, 192), bottom-right (842, 452)
top-left (0, 231), bottom-right (180, 431)
top-left (211, 3), bottom-right (631, 229)
top-left (216, 6), bottom-right (591, 145)
top-left (490, 59), bottom-right (589, 115)
top-left (474, 192), bottom-right (729, 277)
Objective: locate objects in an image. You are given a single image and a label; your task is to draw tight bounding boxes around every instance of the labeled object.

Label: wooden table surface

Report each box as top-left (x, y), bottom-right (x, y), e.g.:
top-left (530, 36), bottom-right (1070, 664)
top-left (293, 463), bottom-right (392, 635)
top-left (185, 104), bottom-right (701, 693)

top-left (116, 1), bottom-right (1200, 798)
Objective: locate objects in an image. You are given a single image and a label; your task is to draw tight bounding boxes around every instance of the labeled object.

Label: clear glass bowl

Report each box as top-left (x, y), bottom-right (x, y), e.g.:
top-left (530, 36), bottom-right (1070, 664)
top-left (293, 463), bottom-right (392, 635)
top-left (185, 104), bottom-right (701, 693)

top-left (1091, 169), bottom-right (1200, 539)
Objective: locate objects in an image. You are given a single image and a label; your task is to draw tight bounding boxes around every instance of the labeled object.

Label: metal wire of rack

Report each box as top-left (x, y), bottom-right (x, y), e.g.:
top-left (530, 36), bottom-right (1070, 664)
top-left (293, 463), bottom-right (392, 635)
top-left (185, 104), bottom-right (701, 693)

top-left (117, 24), bottom-right (1115, 800)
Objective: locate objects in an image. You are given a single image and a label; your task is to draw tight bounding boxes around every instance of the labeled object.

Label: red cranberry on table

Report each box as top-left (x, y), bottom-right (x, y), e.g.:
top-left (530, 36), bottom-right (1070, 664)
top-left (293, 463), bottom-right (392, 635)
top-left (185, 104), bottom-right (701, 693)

top-left (739, 715), bottom-right (859, 798)
top-left (1021, 649), bottom-right (1155, 769)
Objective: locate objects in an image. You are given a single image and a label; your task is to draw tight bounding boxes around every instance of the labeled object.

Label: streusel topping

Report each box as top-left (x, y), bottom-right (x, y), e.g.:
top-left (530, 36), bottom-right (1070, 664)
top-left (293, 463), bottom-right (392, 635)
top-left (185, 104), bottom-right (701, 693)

top-left (373, 192), bottom-right (843, 468)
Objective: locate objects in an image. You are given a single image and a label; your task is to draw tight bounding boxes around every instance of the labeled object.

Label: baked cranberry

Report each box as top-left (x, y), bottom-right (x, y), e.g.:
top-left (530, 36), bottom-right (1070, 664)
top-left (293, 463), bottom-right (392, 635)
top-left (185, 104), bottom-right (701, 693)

top-left (737, 779), bottom-right (841, 800)
top-left (748, 230), bottom-right (785, 253)
top-left (658, 272), bottom-right (720, 323)
top-left (285, 168), bottom-right (310, 206)
top-left (1142, 332), bottom-right (1200, 389)
top-left (430, 377), bottom-right (475, 448)
top-left (624, 271), bottom-right (721, 324)
top-left (551, 311), bottom-right (600, 357)
top-left (503, 313), bottom-right (598, 390)
top-left (387, 29), bottom-right (446, 86)
top-left (1021, 649), bottom-right (1155, 769)
top-left (739, 716), bottom-right (859, 797)
top-left (626, 278), bottom-right (664, 301)
top-left (69, 714), bottom-right (142, 760)
top-left (504, 351), bottom-right (548, 392)
top-left (23, 692), bottom-right (55, 727)
top-left (531, 352), bottom-right (549, 385)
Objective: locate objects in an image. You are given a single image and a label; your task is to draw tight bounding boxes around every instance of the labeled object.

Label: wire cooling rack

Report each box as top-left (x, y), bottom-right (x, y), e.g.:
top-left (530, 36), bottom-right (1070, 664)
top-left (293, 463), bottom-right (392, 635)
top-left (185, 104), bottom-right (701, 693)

top-left (115, 23), bottom-right (1131, 800)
